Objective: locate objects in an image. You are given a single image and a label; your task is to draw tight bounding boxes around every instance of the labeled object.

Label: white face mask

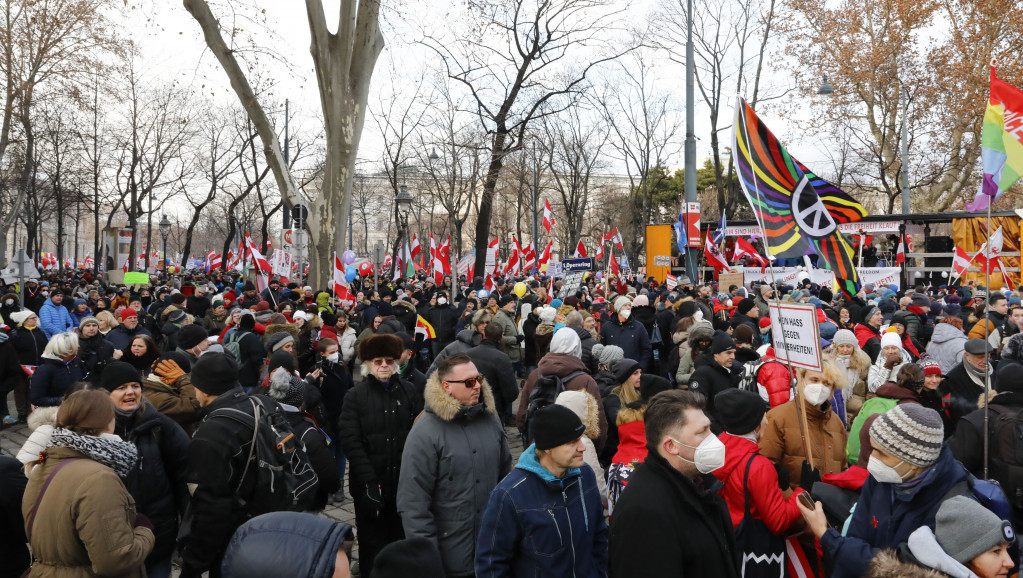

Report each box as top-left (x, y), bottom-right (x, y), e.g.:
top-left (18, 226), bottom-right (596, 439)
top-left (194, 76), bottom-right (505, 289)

top-left (802, 383), bottom-right (832, 406)
top-left (726, 299), bottom-right (733, 308)
top-left (672, 434), bottom-right (726, 474)
top-left (694, 310), bottom-right (704, 322)
top-left (438, 298), bottom-right (447, 305)
top-left (326, 352), bottom-right (340, 363)
top-left (620, 308), bottom-right (631, 319)
top-left (867, 455), bottom-right (909, 484)
top-left (3, 299), bottom-right (12, 306)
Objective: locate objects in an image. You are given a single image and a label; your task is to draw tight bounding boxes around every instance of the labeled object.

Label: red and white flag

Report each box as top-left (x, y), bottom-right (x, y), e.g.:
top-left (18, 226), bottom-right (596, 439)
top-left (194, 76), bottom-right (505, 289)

top-left (972, 226), bottom-right (1004, 275)
top-left (542, 199), bottom-right (554, 234)
top-left (244, 234), bottom-right (273, 274)
top-left (733, 236), bottom-right (769, 272)
top-left (431, 234), bottom-right (446, 285)
top-left (606, 227), bottom-right (624, 250)
top-left (410, 234), bottom-right (422, 261)
top-left (952, 246), bottom-right (972, 278)
top-left (609, 248), bottom-right (620, 277)
top-left (895, 236), bottom-right (906, 265)
top-left (666, 274), bottom-right (678, 290)
top-left (573, 240), bottom-right (587, 258)
top-left (704, 240), bottom-right (732, 273)
top-left (333, 253), bottom-right (354, 304)
top-left (83, 255), bottom-right (94, 269)
top-left (538, 240), bottom-right (554, 267)
top-left (483, 273), bottom-right (495, 292)
top-left (594, 239), bottom-right (605, 260)
top-left (440, 236), bottom-right (452, 274)
top-left (123, 258), bottom-right (129, 273)
top-left (547, 275), bottom-right (555, 302)
top-left (487, 238), bottom-right (500, 274)
top-left (521, 241), bottom-right (537, 272)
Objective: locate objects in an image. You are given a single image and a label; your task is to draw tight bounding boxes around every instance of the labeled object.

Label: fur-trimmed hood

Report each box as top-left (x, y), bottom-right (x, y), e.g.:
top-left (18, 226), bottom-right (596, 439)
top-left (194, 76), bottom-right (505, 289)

top-left (263, 323), bottom-right (299, 344)
top-left (423, 370), bottom-right (497, 422)
top-left (391, 299), bottom-right (416, 314)
top-left (555, 390), bottom-right (600, 440)
top-left (865, 550), bottom-right (944, 578)
top-left (27, 405), bottom-right (59, 431)
top-left (825, 346), bottom-right (871, 372)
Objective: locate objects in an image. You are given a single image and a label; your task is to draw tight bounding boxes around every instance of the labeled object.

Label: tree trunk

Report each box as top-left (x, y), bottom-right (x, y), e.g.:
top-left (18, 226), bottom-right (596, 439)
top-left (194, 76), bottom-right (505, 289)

top-left (473, 131), bottom-right (507, 279)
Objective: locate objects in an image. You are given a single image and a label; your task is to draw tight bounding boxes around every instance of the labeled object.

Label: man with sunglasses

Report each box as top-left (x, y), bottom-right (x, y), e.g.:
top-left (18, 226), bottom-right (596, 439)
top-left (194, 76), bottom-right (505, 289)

top-left (338, 334), bottom-right (424, 578)
top-left (397, 354), bottom-right (511, 578)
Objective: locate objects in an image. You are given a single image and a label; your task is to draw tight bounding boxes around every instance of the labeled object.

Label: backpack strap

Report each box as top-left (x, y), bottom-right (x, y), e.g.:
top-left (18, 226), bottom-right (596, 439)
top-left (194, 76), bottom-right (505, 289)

top-left (25, 458), bottom-right (81, 540)
top-left (562, 369), bottom-right (586, 385)
top-left (209, 399), bottom-right (261, 496)
top-left (741, 454), bottom-right (758, 519)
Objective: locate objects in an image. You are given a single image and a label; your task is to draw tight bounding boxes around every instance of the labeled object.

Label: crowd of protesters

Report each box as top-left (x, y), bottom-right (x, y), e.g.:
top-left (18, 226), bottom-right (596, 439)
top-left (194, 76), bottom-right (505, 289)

top-left (0, 267), bottom-right (1020, 577)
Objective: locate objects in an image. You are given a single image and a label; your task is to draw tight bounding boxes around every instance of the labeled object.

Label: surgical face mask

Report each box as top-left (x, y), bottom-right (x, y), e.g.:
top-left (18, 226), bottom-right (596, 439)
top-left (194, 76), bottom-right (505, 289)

top-left (42, 292), bottom-right (48, 297)
top-left (672, 434), bottom-right (726, 474)
top-left (326, 352), bottom-right (340, 363)
top-left (726, 299), bottom-right (733, 308)
top-left (802, 383), bottom-right (832, 406)
top-left (620, 308), bottom-right (631, 319)
top-left (438, 298), bottom-right (447, 305)
top-left (3, 299), bottom-right (12, 306)
top-left (867, 455), bottom-right (909, 484)
top-left (694, 310), bottom-right (704, 322)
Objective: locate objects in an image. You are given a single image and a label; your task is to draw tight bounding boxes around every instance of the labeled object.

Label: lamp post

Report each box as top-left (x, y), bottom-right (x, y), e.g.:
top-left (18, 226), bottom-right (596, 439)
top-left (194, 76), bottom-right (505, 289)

top-left (683, 0), bottom-right (699, 283)
top-left (159, 215), bottom-right (170, 279)
top-left (395, 185), bottom-right (414, 279)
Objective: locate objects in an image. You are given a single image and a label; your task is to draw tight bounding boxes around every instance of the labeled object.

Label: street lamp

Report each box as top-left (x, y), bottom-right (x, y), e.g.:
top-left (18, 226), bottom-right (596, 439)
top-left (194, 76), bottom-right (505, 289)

top-left (159, 214), bottom-right (171, 274)
top-left (817, 75), bottom-right (834, 95)
top-left (429, 148), bottom-right (439, 161)
top-left (396, 185), bottom-right (414, 277)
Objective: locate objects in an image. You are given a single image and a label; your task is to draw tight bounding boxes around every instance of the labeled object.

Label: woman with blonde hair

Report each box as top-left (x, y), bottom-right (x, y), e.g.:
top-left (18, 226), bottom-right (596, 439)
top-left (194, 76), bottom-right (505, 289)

top-left (95, 309), bottom-right (119, 336)
top-left (556, 390), bottom-right (608, 509)
top-left (30, 332), bottom-right (85, 407)
top-left (826, 329), bottom-right (872, 423)
top-left (21, 389), bottom-right (154, 576)
top-left (759, 360), bottom-right (849, 491)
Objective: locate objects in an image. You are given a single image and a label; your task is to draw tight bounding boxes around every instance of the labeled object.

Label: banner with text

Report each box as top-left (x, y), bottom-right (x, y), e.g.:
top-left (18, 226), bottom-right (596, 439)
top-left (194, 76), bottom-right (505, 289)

top-left (768, 301), bottom-right (822, 371)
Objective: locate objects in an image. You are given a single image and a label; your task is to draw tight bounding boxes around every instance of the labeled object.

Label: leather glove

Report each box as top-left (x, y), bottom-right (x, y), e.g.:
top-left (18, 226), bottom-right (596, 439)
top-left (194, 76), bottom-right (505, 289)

top-left (799, 460), bottom-right (822, 493)
top-left (774, 461), bottom-right (790, 491)
top-left (154, 359), bottom-right (186, 386)
top-left (516, 334), bottom-right (525, 343)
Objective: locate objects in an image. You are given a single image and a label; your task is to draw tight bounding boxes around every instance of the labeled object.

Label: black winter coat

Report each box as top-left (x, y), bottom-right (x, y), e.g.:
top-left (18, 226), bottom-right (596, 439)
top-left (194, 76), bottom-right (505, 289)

top-left (600, 316), bottom-right (653, 372)
top-left (466, 339), bottom-right (519, 413)
top-left (939, 362), bottom-right (996, 437)
top-left (391, 300), bottom-right (418, 333)
top-left (338, 374), bottom-right (423, 501)
top-left (688, 351), bottom-right (740, 430)
top-left (284, 407), bottom-right (341, 511)
top-left (570, 326), bottom-right (597, 372)
top-left (425, 303), bottom-right (460, 345)
top-left (30, 356), bottom-right (85, 407)
top-left (11, 325), bottom-right (46, 366)
top-left (0, 455), bottom-right (29, 578)
top-left (114, 402), bottom-right (191, 561)
top-left (77, 334), bottom-right (115, 382)
top-left (521, 311), bottom-right (541, 367)
top-left (309, 357), bottom-right (354, 439)
top-left (231, 329), bottom-right (266, 391)
top-left (609, 452), bottom-right (740, 578)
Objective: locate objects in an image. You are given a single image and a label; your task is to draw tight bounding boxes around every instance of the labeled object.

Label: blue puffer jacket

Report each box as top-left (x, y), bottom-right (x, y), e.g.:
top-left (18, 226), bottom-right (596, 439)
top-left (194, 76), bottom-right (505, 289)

top-left (38, 298), bottom-right (74, 339)
top-left (476, 443), bottom-right (608, 578)
top-left (220, 511), bottom-right (355, 578)
top-left (599, 316), bottom-right (652, 373)
top-left (820, 446), bottom-right (972, 578)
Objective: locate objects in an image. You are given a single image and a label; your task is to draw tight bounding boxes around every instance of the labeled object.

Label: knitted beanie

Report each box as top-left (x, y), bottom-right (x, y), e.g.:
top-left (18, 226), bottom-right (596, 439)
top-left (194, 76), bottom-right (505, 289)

top-left (919, 358), bottom-right (942, 377)
top-left (594, 344), bottom-right (624, 367)
top-left (613, 296), bottom-right (631, 312)
top-left (869, 405), bottom-right (944, 467)
top-left (935, 496), bottom-right (1014, 564)
top-left (880, 328), bottom-right (902, 349)
top-left (832, 329), bottom-right (857, 347)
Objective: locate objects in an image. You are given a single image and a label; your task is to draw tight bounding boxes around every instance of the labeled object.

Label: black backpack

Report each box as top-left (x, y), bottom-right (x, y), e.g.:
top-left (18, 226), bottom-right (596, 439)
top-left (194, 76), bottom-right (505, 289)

top-left (209, 395), bottom-right (319, 516)
top-left (987, 404), bottom-right (1023, 512)
top-left (524, 369), bottom-right (586, 446)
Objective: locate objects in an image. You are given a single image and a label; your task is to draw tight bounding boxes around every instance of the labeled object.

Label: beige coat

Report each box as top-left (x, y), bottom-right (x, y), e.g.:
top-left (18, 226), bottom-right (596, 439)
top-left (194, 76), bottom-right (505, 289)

top-left (759, 398), bottom-right (848, 491)
top-left (22, 446), bottom-right (154, 577)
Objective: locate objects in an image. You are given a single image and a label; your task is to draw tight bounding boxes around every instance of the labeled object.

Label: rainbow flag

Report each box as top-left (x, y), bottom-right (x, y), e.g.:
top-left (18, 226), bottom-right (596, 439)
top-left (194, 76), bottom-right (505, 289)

top-left (967, 64), bottom-right (1023, 212)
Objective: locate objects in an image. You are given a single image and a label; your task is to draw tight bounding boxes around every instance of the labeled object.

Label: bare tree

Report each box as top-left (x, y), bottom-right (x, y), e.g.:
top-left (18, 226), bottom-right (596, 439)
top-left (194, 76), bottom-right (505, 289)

top-left (421, 0), bottom-right (632, 279)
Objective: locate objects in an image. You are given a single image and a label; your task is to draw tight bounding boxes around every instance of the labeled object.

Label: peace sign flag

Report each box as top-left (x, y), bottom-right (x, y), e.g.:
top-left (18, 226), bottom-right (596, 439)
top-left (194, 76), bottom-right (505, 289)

top-left (732, 98), bottom-right (868, 297)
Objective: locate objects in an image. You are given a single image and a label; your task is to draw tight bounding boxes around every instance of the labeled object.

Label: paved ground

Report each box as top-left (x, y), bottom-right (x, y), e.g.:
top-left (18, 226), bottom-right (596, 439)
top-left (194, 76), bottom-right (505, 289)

top-left (2, 398), bottom-right (526, 576)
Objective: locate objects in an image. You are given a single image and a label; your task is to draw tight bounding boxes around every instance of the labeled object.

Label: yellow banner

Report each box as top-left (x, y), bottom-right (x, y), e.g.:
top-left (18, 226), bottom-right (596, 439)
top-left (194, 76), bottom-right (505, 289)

top-left (645, 224), bottom-right (673, 283)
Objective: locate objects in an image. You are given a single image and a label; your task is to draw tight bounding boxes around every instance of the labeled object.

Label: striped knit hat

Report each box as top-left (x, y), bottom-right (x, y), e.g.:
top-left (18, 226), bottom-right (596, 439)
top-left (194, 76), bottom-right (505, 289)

top-left (869, 405), bottom-right (944, 467)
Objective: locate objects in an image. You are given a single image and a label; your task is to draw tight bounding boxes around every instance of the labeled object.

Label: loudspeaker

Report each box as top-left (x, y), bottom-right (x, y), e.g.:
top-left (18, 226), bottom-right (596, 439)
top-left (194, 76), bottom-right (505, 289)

top-left (924, 236), bottom-right (953, 286)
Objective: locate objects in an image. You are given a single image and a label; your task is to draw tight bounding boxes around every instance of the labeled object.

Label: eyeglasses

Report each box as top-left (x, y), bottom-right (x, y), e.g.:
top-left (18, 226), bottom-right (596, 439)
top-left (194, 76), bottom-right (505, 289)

top-left (444, 375), bottom-right (484, 388)
top-left (370, 358), bottom-right (396, 366)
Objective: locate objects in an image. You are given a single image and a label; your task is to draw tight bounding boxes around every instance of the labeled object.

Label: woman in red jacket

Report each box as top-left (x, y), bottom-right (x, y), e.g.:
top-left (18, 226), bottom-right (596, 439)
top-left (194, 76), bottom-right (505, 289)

top-left (713, 388), bottom-right (806, 578)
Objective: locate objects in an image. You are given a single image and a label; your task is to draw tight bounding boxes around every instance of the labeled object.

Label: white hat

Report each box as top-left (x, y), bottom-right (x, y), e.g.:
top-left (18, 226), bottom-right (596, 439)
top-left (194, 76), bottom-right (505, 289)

top-left (880, 329), bottom-right (902, 350)
top-left (613, 296), bottom-right (632, 312)
top-left (10, 310), bottom-right (33, 325)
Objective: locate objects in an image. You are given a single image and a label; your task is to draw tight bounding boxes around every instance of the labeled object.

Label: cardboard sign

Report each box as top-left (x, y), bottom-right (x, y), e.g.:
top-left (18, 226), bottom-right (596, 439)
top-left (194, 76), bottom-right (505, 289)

top-left (768, 301), bottom-right (822, 371)
top-left (717, 271), bottom-right (745, 290)
top-left (559, 271), bottom-right (586, 299)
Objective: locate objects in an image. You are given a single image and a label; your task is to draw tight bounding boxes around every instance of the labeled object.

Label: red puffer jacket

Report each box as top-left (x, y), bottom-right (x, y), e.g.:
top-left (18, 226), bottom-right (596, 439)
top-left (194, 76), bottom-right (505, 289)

top-left (758, 348), bottom-right (794, 409)
top-left (714, 433), bottom-right (804, 533)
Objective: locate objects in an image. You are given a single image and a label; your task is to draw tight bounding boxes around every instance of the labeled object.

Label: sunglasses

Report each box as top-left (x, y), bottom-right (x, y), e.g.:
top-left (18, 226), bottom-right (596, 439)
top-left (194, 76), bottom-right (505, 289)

top-left (444, 375), bottom-right (484, 388)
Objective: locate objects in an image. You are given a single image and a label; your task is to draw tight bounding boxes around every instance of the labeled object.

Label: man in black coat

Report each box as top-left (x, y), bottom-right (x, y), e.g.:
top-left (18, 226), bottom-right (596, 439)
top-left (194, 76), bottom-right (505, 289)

top-left (940, 338), bottom-right (997, 438)
top-left (466, 323), bottom-right (520, 425)
top-left (609, 389), bottom-right (739, 578)
top-left (729, 297), bottom-right (760, 335)
top-left (257, 278), bottom-right (282, 309)
top-left (424, 291), bottom-right (459, 353)
top-left (187, 284), bottom-right (213, 318)
top-left (688, 331), bottom-right (740, 430)
top-left (338, 334), bottom-right (424, 578)
top-left (76, 317), bottom-right (115, 383)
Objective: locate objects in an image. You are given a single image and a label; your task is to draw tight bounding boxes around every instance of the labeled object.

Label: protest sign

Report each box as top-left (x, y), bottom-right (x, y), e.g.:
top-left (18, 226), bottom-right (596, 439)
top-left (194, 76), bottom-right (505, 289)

top-left (768, 301), bottom-right (822, 371)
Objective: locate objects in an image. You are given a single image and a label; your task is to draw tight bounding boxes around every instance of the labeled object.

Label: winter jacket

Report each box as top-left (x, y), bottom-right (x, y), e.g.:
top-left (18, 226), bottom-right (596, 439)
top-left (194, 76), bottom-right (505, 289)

top-left (854, 323), bottom-right (883, 363)
top-left (949, 390), bottom-right (1023, 493)
top-left (282, 404), bottom-right (341, 511)
top-left (570, 325), bottom-right (597, 372)
top-left (631, 304), bottom-right (657, 337)
top-left (21, 446), bottom-right (155, 578)
top-left (757, 348), bottom-right (795, 409)
top-left (826, 347), bottom-right (871, 420)
top-left (114, 402), bottom-right (192, 562)
top-left (925, 323), bottom-right (967, 375)
top-left (864, 549), bottom-right (947, 578)
top-left (30, 355), bottom-right (86, 407)
top-left (179, 388), bottom-right (268, 576)
top-left (533, 324), bottom-right (555, 361)
top-left (714, 433), bottom-right (805, 534)
top-left (867, 348), bottom-right (913, 393)
top-left (229, 329), bottom-right (266, 391)
top-left (337, 326), bottom-right (357, 365)
top-left (847, 382), bottom-right (921, 467)
top-left (398, 373), bottom-right (511, 576)
top-left (201, 309), bottom-right (228, 335)
top-left (522, 311), bottom-right (541, 367)
top-left (608, 451), bottom-right (739, 578)
top-left (391, 300), bottom-right (418, 333)
top-left (141, 374), bottom-right (201, 435)
top-left (69, 300), bottom-right (92, 325)
top-left (428, 329), bottom-right (483, 375)
top-left (600, 315), bottom-right (653, 372)
top-left (687, 351), bottom-right (739, 427)
top-left (106, 323), bottom-right (154, 352)
top-left (467, 339), bottom-right (520, 416)
top-left (819, 447), bottom-right (972, 578)
top-left (38, 298), bottom-right (74, 339)
top-left (0, 455), bottom-right (29, 578)
top-left (760, 397), bottom-right (848, 491)
top-left (338, 374), bottom-right (423, 502)
top-left (220, 512), bottom-right (354, 578)
top-left (76, 334), bottom-right (114, 383)
top-left (475, 444), bottom-right (608, 578)
top-left (940, 361), bottom-right (996, 437)
top-left (424, 303), bottom-right (460, 345)
top-left (11, 324), bottom-right (47, 366)
top-left (517, 353), bottom-right (608, 450)
top-left (490, 308), bottom-right (522, 363)
top-left (308, 357), bottom-right (354, 439)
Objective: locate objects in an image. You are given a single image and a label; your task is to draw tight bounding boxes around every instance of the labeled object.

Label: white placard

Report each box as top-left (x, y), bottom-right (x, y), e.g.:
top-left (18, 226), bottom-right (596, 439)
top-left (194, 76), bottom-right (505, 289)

top-left (768, 301), bottom-right (822, 371)
top-left (653, 255), bottom-right (671, 267)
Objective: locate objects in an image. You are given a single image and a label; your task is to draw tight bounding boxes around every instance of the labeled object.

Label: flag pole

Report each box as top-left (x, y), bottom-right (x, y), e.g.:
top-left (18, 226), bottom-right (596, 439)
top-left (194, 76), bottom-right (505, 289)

top-left (736, 97), bottom-right (813, 469)
top-left (984, 203), bottom-right (992, 479)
